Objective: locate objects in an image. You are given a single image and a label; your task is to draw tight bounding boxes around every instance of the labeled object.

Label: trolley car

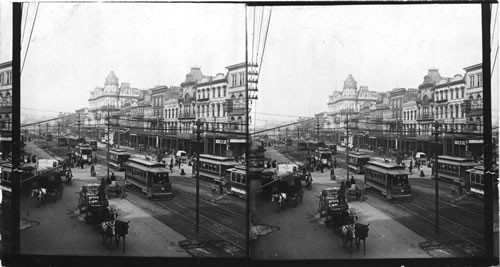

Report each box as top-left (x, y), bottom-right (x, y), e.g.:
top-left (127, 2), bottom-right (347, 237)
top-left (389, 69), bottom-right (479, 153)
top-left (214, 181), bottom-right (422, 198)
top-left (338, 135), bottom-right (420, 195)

top-left (364, 160), bottom-right (412, 201)
top-left (436, 155), bottom-right (478, 185)
top-left (67, 136), bottom-right (86, 147)
top-left (225, 165), bottom-right (247, 198)
top-left (348, 152), bottom-right (371, 174)
top-left (124, 158), bottom-right (172, 198)
top-left (58, 137), bottom-right (68, 146)
top-left (86, 139), bottom-right (98, 151)
top-left (71, 144), bottom-right (93, 164)
top-left (466, 165), bottom-right (485, 197)
top-left (109, 148), bottom-right (131, 171)
top-left (197, 154), bottom-right (238, 183)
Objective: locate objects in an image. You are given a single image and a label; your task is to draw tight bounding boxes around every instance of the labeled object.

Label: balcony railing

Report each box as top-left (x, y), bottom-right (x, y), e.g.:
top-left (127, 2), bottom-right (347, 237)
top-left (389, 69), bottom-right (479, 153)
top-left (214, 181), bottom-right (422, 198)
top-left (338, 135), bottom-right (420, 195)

top-left (178, 113), bottom-right (196, 119)
top-left (416, 114), bottom-right (434, 121)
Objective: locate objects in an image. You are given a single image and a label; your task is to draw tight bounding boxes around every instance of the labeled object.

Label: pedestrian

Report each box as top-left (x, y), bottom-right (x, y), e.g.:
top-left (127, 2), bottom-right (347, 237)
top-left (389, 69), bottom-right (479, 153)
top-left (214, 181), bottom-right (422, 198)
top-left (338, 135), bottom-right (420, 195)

top-left (170, 158), bottom-right (174, 168)
top-left (110, 173), bottom-right (116, 182)
top-left (90, 163), bottom-right (95, 176)
top-left (169, 163), bottom-right (173, 172)
top-left (80, 158), bottom-right (84, 169)
top-left (330, 168), bottom-right (335, 180)
top-left (409, 165), bottom-right (413, 174)
top-left (334, 158), bottom-right (337, 169)
top-left (350, 176), bottom-right (355, 187)
top-left (321, 164), bottom-right (324, 173)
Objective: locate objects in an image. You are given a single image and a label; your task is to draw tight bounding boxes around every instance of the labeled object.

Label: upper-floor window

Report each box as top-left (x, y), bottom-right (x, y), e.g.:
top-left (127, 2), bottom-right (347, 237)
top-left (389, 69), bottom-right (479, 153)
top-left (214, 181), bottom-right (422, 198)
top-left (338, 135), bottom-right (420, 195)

top-left (213, 88), bottom-right (216, 98)
top-left (455, 88), bottom-right (459, 99)
top-left (218, 88), bottom-right (221, 98)
top-left (223, 87), bottom-right (227, 97)
top-left (477, 73), bottom-right (482, 87)
top-left (470, 75), bottom-right (475, 88)
top-left (239, 72), bottom-right (245, 86)
top-left (231, 74), bottom-right (237, 87)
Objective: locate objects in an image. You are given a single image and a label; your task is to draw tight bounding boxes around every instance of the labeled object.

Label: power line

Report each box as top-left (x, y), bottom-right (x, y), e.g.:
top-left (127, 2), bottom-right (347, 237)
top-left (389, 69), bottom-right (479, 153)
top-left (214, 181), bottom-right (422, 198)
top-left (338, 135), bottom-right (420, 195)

top-left (21, 2), bottom-right (39, 75)
top-left (21, 3), bottom-right (29, 46)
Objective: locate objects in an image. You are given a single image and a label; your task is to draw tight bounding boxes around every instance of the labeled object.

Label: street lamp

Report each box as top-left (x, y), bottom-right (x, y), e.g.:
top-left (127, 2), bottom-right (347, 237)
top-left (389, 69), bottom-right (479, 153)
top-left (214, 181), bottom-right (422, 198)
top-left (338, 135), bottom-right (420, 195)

top-left (192, 119), bottom-right (204, 234)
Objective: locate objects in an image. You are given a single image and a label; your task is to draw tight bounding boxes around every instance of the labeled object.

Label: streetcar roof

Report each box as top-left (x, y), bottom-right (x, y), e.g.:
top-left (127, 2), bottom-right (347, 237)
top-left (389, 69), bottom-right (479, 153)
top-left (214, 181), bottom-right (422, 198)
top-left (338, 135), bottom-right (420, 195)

top-left (466, 168), bottom-right (484, 175)
top-left (109, 149), bottom-right (130, 155)
top-left (127, 158), bottom-right (165, 167)
top-left (437, 155), bottom-right (476, 162)
top-left (226, 166), bottom-right (247, 174)
top-left (349, 153), bottom-right (370, 158)
top-left (437, 158), bottom-right (478, 166)
top-left (366, 160), bottom-right (406, 169)
top-left (365, 164), bottom-right (408, 175)
top-left (198, 157), bottom-right (238, 166)
top-left (126, 161), bottom-right (169, 172)
top-left (199, 154), bottom-right (235, 161)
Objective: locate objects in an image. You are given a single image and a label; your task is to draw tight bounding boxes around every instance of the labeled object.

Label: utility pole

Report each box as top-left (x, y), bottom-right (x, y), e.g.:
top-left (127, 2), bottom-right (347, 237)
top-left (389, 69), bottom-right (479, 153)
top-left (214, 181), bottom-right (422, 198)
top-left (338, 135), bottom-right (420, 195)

top-left (107, 110), bottom-right (110, 180)
top-left (194, 120), bottom-right (203, 234)
top-left (433, 120), bottom-right (440, 235)
top-left (57, 122), bottom-right (60, 153)
top-left (346, 113), bottom-right (350, 182)
top-left (77, 113), bottom-right (81, 140)
top-left (285, 127), bottom-right (288, 152)
top-left (297, 127), bottom-right (300, 157)
top-left (316, 117), bottom-right (320, 149)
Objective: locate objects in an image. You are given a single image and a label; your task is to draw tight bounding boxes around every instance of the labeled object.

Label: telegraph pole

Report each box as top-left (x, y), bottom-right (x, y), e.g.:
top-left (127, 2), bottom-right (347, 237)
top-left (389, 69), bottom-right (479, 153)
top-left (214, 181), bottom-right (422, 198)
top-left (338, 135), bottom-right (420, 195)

top-left (433, 121), bottom-right (440, 235)
top-left (346, 113), bottom-right (350, 181)
top-left (77, 113), bottom-right (81, 140)
top-left (107, 110), bottom-right (110, 180)
top-left (194, 120), bottom-right (203, 234)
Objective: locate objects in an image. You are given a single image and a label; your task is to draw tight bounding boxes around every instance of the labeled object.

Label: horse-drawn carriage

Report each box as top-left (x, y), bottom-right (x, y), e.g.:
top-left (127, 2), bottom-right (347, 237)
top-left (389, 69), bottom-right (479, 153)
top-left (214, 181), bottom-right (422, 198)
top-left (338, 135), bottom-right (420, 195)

top-left (318, 186), bottom-right (349, 228)
top-left (271, 172), bottom-right (304, 212)
top-left (78, 183), bottom-right (109, 222)
top-left (31, 169), bottom-right (63, 207)
top-left (106, 181), bottom-right (123, 198)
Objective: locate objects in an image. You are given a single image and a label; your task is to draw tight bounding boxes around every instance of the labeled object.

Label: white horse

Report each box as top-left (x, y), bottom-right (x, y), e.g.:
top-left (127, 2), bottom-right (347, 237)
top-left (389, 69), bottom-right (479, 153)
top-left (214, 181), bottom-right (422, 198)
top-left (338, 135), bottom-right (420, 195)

top-left (31, 187), bottom-right (46, 208)
top-left (101, 220), bottom-right (116, 250)
top-left (271, 193), bottom-right (287, 212)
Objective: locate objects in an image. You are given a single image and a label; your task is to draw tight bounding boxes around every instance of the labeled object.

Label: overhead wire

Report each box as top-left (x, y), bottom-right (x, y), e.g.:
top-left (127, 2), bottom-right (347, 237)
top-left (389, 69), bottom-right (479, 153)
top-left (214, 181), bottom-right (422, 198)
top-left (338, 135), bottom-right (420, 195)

top-left (21, 2), bottom-right (39, 75)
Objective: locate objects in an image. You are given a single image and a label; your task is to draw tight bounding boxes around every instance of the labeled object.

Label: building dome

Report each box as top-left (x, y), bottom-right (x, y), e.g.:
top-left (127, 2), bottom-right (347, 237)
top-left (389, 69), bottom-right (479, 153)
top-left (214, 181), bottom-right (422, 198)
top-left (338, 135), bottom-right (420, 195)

top-left (421, 68), bottom-right (442, 86)
top-left (343, 74), bottom-right (358, 90)
top-left (184, 67), bottom-right (204, 83)
top-left (105, 71), bottom-right (119, 86)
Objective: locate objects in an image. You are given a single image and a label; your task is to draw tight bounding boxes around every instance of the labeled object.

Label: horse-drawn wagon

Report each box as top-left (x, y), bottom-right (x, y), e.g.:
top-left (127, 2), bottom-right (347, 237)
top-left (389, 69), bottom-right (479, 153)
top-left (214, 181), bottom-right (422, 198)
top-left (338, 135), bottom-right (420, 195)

top-left (318, 186), bottom-right (349, 228)
top-left (31, 169), bottom-right (63, 207)
top-left (270, 165), bottom-right (304, 212)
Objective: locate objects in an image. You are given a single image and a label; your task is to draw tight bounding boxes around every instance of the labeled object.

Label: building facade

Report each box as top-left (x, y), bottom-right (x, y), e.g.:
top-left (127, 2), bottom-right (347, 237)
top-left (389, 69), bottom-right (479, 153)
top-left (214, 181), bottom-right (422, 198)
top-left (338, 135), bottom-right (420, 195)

top-left (0, 61), bottom-right (12, 157)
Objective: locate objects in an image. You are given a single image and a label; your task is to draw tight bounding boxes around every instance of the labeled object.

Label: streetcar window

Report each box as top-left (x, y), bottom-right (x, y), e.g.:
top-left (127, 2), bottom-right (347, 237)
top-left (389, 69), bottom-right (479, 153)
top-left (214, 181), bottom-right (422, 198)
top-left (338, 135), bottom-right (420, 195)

top-left (479, 175), bottom-right (483, 185)
top-left (391, 175), bottom-right (408, 186)
top-left (241, 176), bottom-right (246, 184)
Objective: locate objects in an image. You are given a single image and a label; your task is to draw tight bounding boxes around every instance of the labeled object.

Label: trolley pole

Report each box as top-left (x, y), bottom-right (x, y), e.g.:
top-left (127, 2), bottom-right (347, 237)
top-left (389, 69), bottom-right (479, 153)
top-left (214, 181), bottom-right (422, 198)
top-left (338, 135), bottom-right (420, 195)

top-left (433, 121), bottom-right (440, 235)
top-left (194, 120), bottom-right (202, 234)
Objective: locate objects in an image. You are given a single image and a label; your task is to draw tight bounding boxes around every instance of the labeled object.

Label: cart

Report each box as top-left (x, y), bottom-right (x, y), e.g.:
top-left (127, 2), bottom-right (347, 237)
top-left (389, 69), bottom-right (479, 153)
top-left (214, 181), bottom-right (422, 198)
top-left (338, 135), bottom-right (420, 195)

top-left (107, 181), bottom-right (123, 198)
top-left (319, 186), bottom-right (349, 228)
top-left (36, 170), bottom-right (63, 205)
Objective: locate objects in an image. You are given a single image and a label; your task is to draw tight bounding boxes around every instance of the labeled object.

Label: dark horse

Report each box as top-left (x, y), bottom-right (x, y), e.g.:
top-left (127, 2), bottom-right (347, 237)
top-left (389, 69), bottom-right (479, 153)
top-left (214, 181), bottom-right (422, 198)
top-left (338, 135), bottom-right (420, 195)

top-left (114, 220), bottom-right (130, 252)
top-left (355, 223), bottom-right (370, 255)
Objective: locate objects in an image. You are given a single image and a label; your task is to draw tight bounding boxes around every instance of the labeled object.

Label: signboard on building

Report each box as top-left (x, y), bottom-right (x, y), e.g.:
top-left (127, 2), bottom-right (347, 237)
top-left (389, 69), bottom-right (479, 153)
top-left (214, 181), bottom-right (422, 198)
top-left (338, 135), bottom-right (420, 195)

top-left (215, 139), bottom-right (227, 144)
top-left (454, 140), bottom-right (466, 145)
top-left (229, 138), bottom-right (246, 143)
top-left (468, 140), bottom-right (483, 144)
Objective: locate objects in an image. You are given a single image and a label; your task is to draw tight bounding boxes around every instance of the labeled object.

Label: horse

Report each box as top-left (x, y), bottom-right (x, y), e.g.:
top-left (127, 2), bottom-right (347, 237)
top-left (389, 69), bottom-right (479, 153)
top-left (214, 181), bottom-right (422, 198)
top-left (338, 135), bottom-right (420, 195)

top-left (341, 223), bottom-right (356, 253)
top-left (355, 223), bottom-right (370, 255)
top-left (31, 183), bottom-right (46, 208)
top-left (271, 193), bottom-right (287, 212)
top-left (114, 220), bottom-right (130, 252)
top-left (101, 220), bottom-right (116, 250)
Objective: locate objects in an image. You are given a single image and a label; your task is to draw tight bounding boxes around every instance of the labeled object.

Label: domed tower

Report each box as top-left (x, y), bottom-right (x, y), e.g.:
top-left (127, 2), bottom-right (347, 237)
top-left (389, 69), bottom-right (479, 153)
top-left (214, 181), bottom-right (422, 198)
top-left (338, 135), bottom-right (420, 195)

top-left (342, 74), bottom-right (358, 97)
top-left (104, 71), bottom-right (119, 93)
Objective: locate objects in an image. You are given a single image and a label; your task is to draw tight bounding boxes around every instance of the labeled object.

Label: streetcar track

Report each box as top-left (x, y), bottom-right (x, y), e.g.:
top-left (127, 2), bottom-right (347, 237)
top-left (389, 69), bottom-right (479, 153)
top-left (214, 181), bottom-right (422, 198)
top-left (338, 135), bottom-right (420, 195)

top-left (365, 189), bottom-right (484, 251)
top-left (399, 200), bottom-right (484, 239)
top-left (174, 190), bottom-right (246, 219)
top-left (155, 198), bottom-right (246, 249)
top-left (393, 201), bottom-right (484, 250)
top-left (125, 186), bottom-right (246, 253)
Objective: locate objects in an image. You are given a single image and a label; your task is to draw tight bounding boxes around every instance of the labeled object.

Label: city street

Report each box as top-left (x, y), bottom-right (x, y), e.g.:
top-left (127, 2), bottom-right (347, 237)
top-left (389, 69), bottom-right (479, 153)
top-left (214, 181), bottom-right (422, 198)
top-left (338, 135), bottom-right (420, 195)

top-left (20, 141), bottom-right (247, 257)
top-left (251, 145), bottom-right (489, 258)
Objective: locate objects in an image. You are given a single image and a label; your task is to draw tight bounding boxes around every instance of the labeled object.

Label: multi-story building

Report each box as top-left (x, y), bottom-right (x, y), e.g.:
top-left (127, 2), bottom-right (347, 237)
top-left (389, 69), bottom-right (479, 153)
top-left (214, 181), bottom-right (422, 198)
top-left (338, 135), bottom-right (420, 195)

top-left (464, 63), bottom-right (483, 158)
top-left (196, 73), bottom-right (228, 155)
top-left (327, 74), bottom-right (379, 145)
top-left (88, 71), bottom-right (140, 131)
top-left (0, 61), bottom-right (12, 157)
top-left (225, 62), bottom-right (247, 158)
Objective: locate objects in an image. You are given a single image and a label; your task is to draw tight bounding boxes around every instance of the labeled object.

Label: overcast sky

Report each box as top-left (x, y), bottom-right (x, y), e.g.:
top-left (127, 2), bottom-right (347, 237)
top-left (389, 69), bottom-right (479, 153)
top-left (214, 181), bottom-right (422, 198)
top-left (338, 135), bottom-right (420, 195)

top-left (0, 4), bottom-right (12, 63)
top-left (21, 3), bottom-right (245, 122)
top-left (254, 4), bottom-right (485, 127)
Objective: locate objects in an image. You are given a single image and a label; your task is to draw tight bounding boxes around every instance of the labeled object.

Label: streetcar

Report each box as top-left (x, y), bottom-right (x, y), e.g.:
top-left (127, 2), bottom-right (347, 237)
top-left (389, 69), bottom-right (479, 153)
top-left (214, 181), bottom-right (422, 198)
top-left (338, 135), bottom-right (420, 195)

top-left (224, 165), bottom-right (247, 198)
top-left (364, 160), bottom-right (412, 201)
top-left (348, 152), bottom-right (371, 174)
top-left (298, 141), bottom-right (307, 151)
top-left (436, 155), bottom-right (478, 185)
top-left (124, 157), bottom-right (172, 198)
top-left (315, 148), bottom-right (333, 168)
top-left (67, 136), bottom-right (86, 147)
top-left (58, 137), bottom-right (68, 146)
top-left (71, 143), bottom-right (93, 164)
top-left (86, 139), bottom-right (98, 151)
top-left (466, 165), bottom-right (485, 197)
top-left (286, 138), bottom-right (293, 146)
top-left (325, 142), bottom-right (337, 154)
top-left (197, 154), bottom-right (239, 183)
top-left (108, 148), bottom-right (131, 171)
top-left (46, 134), bottom-right (53, 142)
